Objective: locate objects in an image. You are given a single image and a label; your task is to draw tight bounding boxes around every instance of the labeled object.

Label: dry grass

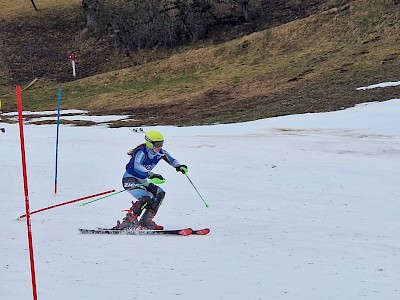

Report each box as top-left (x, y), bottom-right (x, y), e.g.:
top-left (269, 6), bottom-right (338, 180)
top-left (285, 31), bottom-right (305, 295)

top-left (0, 0), bottom-right (80, 18)
top-left (1, 0), bottom-right (399, 126)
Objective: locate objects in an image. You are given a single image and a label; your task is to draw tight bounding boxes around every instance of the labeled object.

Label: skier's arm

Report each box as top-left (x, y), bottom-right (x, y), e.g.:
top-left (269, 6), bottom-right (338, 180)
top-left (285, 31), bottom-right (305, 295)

top-left (163, 150), bottom-right (188, 174)
top-left (163, 150), bottom-right (180, 168)
top-left (133, 150), bottom-right (151, 178)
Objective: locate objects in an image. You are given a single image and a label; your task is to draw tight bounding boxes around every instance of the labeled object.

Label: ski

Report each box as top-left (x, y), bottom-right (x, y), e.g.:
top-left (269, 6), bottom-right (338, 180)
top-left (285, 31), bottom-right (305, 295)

top-left (79, 227), bottom-right (210, 236)
top-left (97, 227), bottom-right (210, 235)
top-left (192, 228), bottom-right (210, 235)
top-left (79, 227), bottom-right (193, 236)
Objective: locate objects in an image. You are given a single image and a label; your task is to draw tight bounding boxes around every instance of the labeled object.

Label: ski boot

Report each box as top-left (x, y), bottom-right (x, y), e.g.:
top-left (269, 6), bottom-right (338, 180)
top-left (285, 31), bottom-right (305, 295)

top-left (138, 209), bottom-right (163, 230)
top-left (113, 199), bottom-right (145, 229)
top-left (113, 213), bottom-right (139, 230)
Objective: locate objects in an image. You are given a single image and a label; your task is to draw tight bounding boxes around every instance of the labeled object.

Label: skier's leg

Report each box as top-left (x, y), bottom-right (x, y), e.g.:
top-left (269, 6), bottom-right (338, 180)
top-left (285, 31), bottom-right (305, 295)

top-left (115, 177), bottom-right (152, 229)
top-left (139, 186), bottom-right (165, 230)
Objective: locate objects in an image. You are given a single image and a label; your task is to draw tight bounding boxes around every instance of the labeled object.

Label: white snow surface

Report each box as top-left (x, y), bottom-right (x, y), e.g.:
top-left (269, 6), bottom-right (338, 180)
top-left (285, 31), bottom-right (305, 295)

top-left (1, 96), bottom-right (400, 299)
top-left (1, 109), bottom-right (88, 116)
top-left (357, 81), bottom-right (400, 90)
top-left (2, 110), bottom-right (129, 123)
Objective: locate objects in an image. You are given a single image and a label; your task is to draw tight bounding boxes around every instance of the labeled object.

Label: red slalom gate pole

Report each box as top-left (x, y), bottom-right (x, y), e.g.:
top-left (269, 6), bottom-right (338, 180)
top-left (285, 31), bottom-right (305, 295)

top-left (16, 85), bottom-right (38, 300)
top-left (18, 189), bottom-right (115, 220)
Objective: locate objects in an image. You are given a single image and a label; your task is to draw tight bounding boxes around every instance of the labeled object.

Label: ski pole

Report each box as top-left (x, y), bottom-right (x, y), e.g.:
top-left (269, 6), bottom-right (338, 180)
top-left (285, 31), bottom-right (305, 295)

top-left (184, 173), bottom-right (209, 208)
top-left (18, 189), bottom-right (115, 219)
top-left (79, 177), bottom-right (166, 206)
top-left (79, 189), bottom-right (125, 206)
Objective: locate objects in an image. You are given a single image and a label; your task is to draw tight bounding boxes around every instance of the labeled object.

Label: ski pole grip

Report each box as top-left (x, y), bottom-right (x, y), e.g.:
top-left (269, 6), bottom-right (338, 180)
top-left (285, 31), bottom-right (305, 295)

top-left (148, 178), bottom-right (165, 184)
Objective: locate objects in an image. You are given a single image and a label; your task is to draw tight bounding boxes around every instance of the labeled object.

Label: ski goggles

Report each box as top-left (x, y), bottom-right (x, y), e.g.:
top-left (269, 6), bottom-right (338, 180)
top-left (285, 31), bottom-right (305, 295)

top-left (152, 141), bottom-right (164, 148)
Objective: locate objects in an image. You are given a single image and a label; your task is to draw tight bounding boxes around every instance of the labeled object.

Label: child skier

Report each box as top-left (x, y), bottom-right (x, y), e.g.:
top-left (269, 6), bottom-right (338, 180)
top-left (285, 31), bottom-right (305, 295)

top-left (114, 130), bottom-right (188, 230)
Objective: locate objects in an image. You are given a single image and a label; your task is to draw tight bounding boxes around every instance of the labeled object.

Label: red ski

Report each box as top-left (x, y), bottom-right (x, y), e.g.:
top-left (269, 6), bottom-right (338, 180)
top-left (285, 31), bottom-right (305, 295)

top-left (79, 227), bottom-right (193, 236)
top-left (192, 228), bottom-right (210, 235)
top-left (79, 227), bottom-right (210, 236)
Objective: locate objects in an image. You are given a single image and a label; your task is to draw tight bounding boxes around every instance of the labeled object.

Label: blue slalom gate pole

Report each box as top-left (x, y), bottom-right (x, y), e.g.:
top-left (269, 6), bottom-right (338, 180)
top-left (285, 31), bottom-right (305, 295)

top-left (54, 87), bottom-right (61, 194)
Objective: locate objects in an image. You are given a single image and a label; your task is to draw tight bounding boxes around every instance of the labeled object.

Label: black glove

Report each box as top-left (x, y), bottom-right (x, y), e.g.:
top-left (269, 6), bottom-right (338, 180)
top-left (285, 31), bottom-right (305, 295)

top-left (175, 164), bottom-right (188, 174)
top-left (148, 172), bottom-right (164, 180)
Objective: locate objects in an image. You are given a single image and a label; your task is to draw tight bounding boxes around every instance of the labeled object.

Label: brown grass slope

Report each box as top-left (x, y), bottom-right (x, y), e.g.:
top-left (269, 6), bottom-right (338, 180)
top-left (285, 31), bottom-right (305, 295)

top-left (0, 0), bottom-right (352, 88)
top-left (0, 0), bottom-right (83, 87)
top-left (0, 0), bottom-right (399, 126)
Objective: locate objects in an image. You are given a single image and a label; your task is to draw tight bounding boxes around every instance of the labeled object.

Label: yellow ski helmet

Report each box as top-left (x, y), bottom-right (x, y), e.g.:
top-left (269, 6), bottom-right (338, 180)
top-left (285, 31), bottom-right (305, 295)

top-left (145, 130), bottom-right (164, 148)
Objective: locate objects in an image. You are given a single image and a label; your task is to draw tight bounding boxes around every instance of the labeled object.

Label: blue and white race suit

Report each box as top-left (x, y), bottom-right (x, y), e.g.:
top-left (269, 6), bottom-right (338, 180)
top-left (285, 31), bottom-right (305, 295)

top-left (122, 144), bottom-right (181, 200)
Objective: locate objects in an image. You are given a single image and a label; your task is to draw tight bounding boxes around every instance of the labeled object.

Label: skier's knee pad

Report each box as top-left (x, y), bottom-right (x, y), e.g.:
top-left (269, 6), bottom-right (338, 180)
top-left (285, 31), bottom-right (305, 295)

top-left (146, 183), bottom-right (158, 196)
top-left (154, 191), bottom-right (165, 209)
top-left (155, 191), bottom-right (165, 201)
top-left (146, 192), bottom-right (165, 212)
